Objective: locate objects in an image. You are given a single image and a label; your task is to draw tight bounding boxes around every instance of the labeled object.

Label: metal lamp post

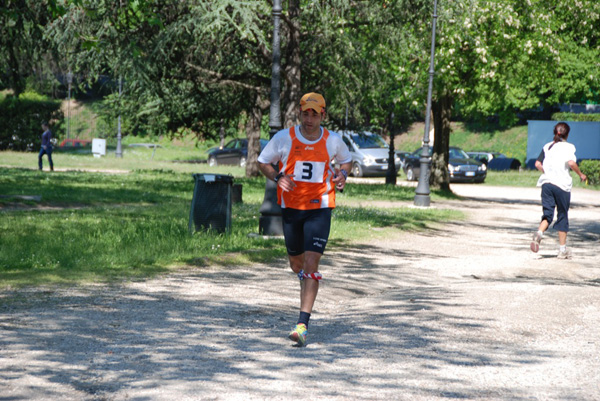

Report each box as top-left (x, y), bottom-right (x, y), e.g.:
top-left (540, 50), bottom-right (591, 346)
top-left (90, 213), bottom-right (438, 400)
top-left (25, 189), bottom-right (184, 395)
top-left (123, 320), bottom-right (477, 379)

top-left (115, 76), bottom-right (123, 158)
top-left (66, 70), bottom-right (73, 141)
top-left (414, 0), bottom-right (439, 207)
top-left (258, 0), bottom-right (283, 235)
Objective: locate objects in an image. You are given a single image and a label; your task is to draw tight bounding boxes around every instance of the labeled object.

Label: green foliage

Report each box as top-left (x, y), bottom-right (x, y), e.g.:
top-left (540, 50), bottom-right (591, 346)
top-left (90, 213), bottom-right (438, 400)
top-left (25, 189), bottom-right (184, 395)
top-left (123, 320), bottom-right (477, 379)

top-left (580, 160), bottom-right (600, 185)
top-left (546, 1), bottom-right (600, 106)
top-left (0, 1), bottom-right (53, 96)
top-left (0, 92), bottom-right (64, 150)
top-left (551, 112), bottom-right (600, 122)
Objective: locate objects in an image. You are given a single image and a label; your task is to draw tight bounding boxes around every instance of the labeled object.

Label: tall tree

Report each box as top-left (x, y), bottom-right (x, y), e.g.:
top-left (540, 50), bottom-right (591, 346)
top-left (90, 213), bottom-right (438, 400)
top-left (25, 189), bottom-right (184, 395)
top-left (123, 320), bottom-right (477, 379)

top-left (422, 1), bottom-right (561, 189)
top-left (412, 0), bottom-right (599, 190)
top-left (545, 1), bottom-right (600, 106)
top-left (0, 0), bottom-right (54, 96)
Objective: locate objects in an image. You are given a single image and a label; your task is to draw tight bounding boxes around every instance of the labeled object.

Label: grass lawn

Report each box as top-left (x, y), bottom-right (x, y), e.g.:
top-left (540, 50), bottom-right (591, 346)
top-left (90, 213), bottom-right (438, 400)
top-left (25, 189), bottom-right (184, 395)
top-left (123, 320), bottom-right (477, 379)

top-left (2, 122), bottom-right (596, 288)
top-left (0, 165), bottom-right (460, 288)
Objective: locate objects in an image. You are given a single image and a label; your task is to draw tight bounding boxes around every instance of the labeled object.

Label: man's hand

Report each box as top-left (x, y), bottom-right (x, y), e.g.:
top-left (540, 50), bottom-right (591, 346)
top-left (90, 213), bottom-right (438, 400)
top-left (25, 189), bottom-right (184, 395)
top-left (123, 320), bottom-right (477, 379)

top-left (333, 168), bottom-right (347, 191)
top-left (276, 173), bottom-right (296, 192)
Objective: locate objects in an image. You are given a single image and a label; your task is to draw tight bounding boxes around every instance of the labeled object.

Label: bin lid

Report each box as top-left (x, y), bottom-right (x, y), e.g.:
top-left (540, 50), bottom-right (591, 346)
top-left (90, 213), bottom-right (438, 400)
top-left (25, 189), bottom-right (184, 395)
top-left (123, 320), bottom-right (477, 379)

top-left (192, 174), bottom-right (234, 183)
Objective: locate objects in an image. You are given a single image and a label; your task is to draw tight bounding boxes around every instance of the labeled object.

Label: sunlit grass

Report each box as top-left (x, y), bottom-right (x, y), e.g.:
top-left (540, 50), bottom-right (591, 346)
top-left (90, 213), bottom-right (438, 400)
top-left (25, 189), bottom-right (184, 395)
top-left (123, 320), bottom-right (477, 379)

top-left (0, 168), bottom-right (462, 288)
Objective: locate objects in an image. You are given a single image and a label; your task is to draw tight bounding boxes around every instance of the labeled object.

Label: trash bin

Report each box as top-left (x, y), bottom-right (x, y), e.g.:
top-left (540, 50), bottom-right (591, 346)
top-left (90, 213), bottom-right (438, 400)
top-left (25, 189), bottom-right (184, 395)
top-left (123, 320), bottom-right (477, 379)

top-left (188, 174), bottom-right (234, 234)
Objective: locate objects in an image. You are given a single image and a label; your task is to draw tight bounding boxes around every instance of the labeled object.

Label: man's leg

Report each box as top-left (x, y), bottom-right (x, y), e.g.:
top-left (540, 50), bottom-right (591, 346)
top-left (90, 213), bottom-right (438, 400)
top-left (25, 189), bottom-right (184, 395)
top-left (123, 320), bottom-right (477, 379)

top-left (288, 252), bottom-right (321, 346)
top-left (47, 148), bottom-right (54, 171)
top-left (38, 148), bottom-right (45, 170)
top-left (299, 251), bottom-right (322, 313)
top-left (287, 252), bottom-right (321, 314)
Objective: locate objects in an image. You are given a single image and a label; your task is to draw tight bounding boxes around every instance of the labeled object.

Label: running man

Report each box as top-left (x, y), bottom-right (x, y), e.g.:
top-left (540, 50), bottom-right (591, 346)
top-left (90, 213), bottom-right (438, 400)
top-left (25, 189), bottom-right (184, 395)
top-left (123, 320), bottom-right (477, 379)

top-left (530, 122), bottom-right (587, 259)
top-left (258, 92), bottom-right (352, 346)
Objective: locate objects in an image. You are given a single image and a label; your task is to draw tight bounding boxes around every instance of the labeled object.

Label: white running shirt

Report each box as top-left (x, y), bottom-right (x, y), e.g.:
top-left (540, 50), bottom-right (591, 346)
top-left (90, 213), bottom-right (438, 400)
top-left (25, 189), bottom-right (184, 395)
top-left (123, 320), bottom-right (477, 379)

top-left (536, 141), bottom-right (577, 192)
top-left (258, 126), bottom-right (352, 170)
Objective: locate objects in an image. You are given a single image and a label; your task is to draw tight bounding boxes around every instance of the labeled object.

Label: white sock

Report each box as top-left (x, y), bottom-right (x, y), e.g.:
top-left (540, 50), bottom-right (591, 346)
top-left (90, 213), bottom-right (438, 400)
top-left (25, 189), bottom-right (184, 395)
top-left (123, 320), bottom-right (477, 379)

top-left (559, 245), bottom-right (566, 252)
top-left (537, 230), bottom-right (544, 238)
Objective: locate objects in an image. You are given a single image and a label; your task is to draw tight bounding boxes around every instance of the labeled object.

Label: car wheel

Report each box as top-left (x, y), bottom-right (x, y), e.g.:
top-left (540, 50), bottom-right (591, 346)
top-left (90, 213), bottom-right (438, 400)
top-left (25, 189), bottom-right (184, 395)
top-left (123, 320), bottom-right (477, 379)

top-left (239, 156), bottom-right (247, 168)
top-left (352, 162), bottom-right (364, 178)
top-left (406, 166), bottom-right (415, 181)
top-left (208, 156), bottom-right (217, 167)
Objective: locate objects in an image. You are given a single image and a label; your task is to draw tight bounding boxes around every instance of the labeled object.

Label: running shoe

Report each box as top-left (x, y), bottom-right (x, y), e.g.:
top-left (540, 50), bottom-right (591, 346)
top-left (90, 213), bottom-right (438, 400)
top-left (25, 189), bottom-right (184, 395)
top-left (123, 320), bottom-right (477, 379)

top-left (288, 323), bottom-right (307, 347)
top-left (557, 248), bottom-right (572, 259)
top-left (530, 231), bottom-right (542, 253)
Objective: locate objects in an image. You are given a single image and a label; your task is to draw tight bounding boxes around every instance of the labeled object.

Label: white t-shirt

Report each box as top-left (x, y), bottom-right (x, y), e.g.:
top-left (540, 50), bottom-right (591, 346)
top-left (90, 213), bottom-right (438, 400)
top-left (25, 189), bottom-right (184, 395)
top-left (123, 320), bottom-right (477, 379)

top-left (536, 141), bottom-right (577, 192)
top-left (258, 126), bottom-right (352, 167)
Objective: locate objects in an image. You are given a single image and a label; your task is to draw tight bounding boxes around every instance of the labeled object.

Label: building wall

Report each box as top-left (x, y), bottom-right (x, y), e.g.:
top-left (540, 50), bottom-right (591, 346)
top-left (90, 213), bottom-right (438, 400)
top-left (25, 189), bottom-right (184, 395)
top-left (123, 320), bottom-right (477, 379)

top-left (526, 120), bottom-right (600, 168)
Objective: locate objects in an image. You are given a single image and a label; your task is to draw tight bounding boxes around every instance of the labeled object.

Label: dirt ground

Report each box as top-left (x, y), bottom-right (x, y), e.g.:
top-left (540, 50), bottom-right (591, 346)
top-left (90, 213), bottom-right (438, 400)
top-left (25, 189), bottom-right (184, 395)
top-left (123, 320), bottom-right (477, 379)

top-left (1, 184), bottom-right (599, 401)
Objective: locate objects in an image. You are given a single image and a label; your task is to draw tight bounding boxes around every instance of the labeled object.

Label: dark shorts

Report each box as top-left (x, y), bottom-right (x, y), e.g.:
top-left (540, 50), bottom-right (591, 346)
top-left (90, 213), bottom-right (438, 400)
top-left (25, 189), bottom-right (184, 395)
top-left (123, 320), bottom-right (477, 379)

top-left (281, 208), bottom-right (332, 256)
top-left (541, 183), bottom-right (571, 232)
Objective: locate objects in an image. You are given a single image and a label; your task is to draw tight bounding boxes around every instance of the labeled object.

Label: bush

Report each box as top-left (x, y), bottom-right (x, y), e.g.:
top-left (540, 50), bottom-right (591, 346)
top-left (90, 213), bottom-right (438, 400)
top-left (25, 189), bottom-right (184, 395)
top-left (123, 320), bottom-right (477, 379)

top-left (551, 112), bottom-right (600, 122)
top-left (579, 160), bottom-right (600, 185)
top-left (0, 92), bottom-right (63, 151)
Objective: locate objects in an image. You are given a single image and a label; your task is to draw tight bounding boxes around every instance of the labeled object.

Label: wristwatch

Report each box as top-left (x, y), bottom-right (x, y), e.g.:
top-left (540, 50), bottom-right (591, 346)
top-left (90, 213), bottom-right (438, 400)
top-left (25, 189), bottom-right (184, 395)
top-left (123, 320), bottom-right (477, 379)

top-left (339, 169), bottom-right (348, 179)
top-left (274, 172), bottom-right (284, 183)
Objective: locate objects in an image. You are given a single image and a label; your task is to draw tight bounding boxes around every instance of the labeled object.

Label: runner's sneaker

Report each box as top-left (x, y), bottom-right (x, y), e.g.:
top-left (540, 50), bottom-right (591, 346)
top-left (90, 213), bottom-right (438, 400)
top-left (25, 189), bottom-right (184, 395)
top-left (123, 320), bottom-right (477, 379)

top-left (288, 323), bottom-right (307, 347)
top-left (557, 248), bottom-right (572, 259)
top-left (530, 231), bottom-right (542, 253)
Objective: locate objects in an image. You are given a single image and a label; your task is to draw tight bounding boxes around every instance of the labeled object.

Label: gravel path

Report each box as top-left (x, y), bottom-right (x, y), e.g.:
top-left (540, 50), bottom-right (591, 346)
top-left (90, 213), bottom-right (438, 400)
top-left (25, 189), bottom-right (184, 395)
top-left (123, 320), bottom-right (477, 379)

top-left (1, 184), bottom-right (599, 400)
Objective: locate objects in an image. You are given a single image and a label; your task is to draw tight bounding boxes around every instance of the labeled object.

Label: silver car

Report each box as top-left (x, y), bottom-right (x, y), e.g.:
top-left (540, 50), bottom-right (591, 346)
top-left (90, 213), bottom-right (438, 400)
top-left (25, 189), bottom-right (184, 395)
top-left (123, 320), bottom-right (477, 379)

top-left (341, 131), bottom-right (402, 177)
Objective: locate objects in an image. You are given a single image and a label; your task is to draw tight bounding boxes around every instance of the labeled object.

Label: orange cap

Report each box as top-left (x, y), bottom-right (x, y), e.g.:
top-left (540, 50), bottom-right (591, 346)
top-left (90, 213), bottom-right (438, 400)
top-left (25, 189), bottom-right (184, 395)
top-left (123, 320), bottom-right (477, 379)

top-left (300, 92), bottom-right (326, 113)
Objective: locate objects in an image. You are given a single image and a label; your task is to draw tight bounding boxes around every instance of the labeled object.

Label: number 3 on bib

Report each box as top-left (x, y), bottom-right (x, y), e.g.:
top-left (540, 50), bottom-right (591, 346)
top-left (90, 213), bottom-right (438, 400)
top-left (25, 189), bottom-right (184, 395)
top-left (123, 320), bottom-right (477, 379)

top-left (293, 161), bottom-right (326, 183)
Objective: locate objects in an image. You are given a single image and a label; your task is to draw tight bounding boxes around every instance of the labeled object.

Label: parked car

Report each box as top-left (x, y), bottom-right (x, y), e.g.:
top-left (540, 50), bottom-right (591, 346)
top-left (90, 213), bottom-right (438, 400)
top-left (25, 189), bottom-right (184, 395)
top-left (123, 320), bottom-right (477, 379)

top-left (207, 138), bottom-right (269, 167)
top-left (467, 151), bottom-right (522, 171)
top-left (340, 131), bottom-right (402, 177)
top-left (396, 151), bottom-right (412, 170)
top-left (403, 146), bottom-right (487, 183)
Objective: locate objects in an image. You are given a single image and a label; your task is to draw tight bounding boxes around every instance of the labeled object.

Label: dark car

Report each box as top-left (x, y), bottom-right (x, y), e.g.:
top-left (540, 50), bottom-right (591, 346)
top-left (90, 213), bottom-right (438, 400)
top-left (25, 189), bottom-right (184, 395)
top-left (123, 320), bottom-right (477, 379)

top-left (396, 151), bottom-right (412, 170)
top-left (467, 151), bottom-right (522, 171)
top-left (404, 146), bottom-right (487, 183)
top-left (207, 138), bottom-right (269, 167)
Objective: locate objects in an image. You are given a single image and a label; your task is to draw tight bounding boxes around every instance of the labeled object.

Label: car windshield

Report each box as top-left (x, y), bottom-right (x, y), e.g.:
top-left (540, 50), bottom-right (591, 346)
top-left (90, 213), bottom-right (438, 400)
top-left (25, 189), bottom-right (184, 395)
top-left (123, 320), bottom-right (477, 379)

top-left (351, 134), bottom-right (388, 149)
top-left (450, 148), bottom-right (470, 159)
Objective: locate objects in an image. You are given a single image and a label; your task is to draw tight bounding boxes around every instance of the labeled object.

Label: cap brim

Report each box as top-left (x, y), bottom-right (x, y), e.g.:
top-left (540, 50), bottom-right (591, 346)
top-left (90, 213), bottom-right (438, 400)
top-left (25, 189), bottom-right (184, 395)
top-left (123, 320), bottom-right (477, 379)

top-left (300, 104), bottom-right (324, 113)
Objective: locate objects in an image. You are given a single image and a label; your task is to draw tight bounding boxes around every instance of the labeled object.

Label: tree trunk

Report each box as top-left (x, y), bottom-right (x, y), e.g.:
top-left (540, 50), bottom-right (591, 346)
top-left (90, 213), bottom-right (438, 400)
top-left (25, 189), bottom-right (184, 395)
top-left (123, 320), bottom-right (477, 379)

top-left (245, 102), bottom-right (263, 177)
top-left (282, 0), bottom-right (301, 128)
top-left (430, 94), bottom-right (453, 191)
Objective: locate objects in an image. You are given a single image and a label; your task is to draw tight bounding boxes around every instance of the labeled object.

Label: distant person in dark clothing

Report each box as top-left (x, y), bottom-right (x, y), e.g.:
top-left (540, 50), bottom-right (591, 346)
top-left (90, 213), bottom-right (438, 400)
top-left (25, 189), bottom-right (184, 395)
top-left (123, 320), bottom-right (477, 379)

top-left (39, 122), bottom-right (54, 171)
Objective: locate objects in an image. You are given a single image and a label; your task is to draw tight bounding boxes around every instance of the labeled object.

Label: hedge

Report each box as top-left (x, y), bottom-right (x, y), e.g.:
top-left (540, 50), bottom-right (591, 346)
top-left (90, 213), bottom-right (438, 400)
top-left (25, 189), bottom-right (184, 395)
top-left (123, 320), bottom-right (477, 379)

top-left (580, 160), bottom-right (600, 186)
top-left (0, 93), bottom-right (63, 151)
top-left (551, 112), bottom-right (600, 122)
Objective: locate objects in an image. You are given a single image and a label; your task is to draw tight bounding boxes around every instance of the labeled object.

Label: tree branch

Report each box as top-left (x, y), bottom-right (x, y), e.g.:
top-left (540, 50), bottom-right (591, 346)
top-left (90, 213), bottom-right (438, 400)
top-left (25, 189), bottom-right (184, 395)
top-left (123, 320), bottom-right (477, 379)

top-left (185, 62), bottom-right (267, 92)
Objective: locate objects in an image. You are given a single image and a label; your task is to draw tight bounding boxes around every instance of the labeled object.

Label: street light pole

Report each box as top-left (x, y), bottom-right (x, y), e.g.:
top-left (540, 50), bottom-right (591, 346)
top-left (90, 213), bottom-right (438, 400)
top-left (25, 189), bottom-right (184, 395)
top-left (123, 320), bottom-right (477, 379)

top-left (67, 70), bottom-right (73, 141)
top-left (258, 0), bottom-right (284, 235)
top-left (414, 0), bottom-right (439, 207)
top-left (116, 76), bottom-right (123, 158)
